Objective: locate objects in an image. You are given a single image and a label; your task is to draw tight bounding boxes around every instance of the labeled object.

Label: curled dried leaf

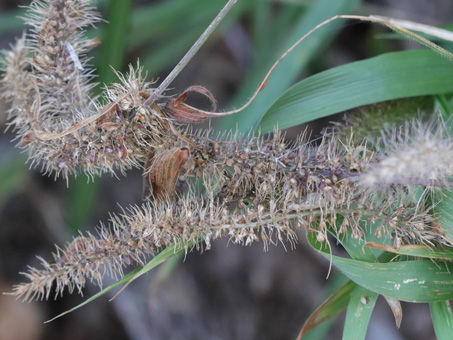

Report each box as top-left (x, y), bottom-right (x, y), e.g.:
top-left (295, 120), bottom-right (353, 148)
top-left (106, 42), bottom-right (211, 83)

top-left (146, 147), bottom-right (192, 199)
top-left (164, 85), bottom-right (217, 123)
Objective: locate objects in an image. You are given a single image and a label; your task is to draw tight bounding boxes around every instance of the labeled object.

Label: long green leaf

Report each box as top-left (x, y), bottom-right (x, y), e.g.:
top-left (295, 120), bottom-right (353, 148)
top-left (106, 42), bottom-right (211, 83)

top-left (260, 49), bottom-right (453, 133)
top-left (430, 300), bottom-right (453, 340)
top-left (45, 266), bottom-right (142, 323)
top-left (109, 241), bottom-right (192, 300)
top-left (328, 225), bottom-right (379, 340)
top-left (219, 0), bottom-right (361, 132)
top-left (332, 257), bottom-right (453, 302)
top-left (307, 232), bottom-right (453, 302)
top-left (343, 285), bottom-right (378, 340)
top-left (365, 242), bottom-right (453, 261)
top-left (303, 230), bottom-right (378, 339)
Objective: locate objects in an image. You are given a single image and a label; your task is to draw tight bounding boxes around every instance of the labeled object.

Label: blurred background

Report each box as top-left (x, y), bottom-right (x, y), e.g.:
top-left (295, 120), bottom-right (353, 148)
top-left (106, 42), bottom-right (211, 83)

top-left (0, 0), bottom-right (453, 339)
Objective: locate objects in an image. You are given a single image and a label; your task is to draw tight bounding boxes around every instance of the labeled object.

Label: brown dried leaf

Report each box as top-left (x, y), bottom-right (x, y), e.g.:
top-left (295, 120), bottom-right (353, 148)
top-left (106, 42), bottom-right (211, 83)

top-left (146, 147), bottom-right (191, 199)
top-left (384, 296), bottom-right (403, 329)
top-left (164, 85), bottom-right (217, 123)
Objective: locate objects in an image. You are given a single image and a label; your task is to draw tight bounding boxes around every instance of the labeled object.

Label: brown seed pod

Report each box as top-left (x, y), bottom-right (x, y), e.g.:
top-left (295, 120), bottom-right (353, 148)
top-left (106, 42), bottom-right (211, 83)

top-left (146, 147), bottom-right (192, 199)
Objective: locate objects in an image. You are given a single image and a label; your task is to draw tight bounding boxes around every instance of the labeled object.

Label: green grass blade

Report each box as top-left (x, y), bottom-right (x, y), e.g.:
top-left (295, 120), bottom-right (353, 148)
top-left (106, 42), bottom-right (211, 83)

top-left (45, 266), bottom-right (142, 323)
top-left (342, 285), bottom-right (378, 340)
top-left (96, 0), bottom-right (133, 85)
top-left (384, 21), bottom-right (453, 59)
top-left (109, 241), bottom-right (193, 300)
top-left (46, 242), bottom-right (186, 322)
top-left (430, 300), bottom-right (453, 340)
top-left (260, 49), bottom-right (453, 133)
top-left (305, 228), bottom-right (379, 339)
top-left (307, 232), bottom-right (453, 302)
top-left (338, 235), bottom-right (377, 262)
top-left (331, 257), bottom-right (453, 302)
top-left (435, 94), bottom-right (453, 122)
top-left (323, 226), bottom-right (378, 340)
top-left (219, 0), bottom-right (361, 132)
top-left (365, 242), bottom-right (453, 261)
top-left (298, 280), bottom-right (356, 339)
top-left (344, 15), bottom-right (453, 60)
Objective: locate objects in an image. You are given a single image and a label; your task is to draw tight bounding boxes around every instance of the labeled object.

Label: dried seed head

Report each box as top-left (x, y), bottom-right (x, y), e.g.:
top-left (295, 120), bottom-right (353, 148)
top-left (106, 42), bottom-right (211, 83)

top-left (358, 120), bottom-right (453, 190)
top-left (1, 1), bottom-right (184, 179)
top-left (11, 122), bottom-right (453, 301)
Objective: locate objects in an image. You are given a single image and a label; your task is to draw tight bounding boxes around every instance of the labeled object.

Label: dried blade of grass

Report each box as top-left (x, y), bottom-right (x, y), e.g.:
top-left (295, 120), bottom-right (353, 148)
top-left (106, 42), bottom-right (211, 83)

top-left (163, 14), bottom-right (453, 119)
top-left (383, 296), bottom-right (403, 329)
top-left (370, 15), bottom-right (453, 42)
